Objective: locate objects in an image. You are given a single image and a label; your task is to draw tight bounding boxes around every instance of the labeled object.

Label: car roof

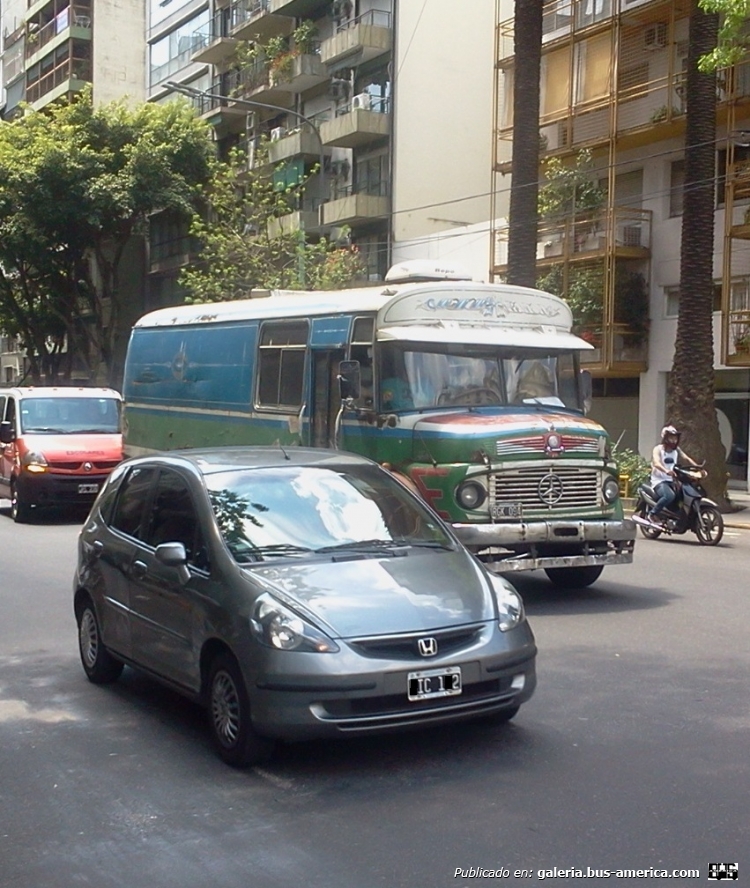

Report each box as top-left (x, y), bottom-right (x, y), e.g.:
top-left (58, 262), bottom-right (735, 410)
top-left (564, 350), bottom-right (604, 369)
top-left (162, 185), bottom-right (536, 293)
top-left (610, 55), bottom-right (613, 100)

top-left (131, 446), bottom-right (378, 476)
top-left (3, 386), bottom-right (121, 399)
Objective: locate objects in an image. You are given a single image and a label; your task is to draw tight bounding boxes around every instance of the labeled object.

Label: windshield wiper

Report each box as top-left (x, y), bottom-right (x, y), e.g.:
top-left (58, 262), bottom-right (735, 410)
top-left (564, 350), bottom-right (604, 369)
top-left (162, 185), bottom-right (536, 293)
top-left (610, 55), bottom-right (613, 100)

top-left (316, 539), bottom-right (404, 553)
top-left (237, 543), bottom-right (313, 562)
top-left (23, 426), bottom-right (65, 433)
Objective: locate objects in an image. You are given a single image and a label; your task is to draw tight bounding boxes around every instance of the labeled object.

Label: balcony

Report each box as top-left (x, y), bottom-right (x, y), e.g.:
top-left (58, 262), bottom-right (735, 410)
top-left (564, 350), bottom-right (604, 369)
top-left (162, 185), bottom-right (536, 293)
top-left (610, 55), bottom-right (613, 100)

top-left (25, 4), bottom-right (92, 61)
top-left (321, 184), bottom-right (390, 227)
top-left (319, 94), bottom-right (390, 148)
top-left (192, 14), bottom-right (237, 66)
top-left (268, 123), bottom-right (324, 164)
top-left (536, 208), bottom-right (652, 265)
top-left (230, 0), bottom-right (292, 42)
top-left (268, 206), bottom-right (323, 238)
top-left (319, 9), bottom-right (391, 69)
top-left (267, 50), bottom-right (328, 94)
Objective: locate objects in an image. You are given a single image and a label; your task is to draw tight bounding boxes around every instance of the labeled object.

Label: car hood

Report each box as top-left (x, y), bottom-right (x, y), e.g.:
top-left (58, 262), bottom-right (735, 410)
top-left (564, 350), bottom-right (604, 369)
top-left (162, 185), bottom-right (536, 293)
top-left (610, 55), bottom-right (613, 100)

top-left (246, 548), bottom-right (495, 638)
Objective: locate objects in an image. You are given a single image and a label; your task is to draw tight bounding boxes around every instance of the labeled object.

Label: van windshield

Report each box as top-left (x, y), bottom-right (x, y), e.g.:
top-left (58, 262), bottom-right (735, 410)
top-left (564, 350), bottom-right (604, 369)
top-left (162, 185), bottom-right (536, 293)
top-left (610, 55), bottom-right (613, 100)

top-left (20, 398), bottom-right (121, 434)
top-left (377, 344), bottom-right (583, 412)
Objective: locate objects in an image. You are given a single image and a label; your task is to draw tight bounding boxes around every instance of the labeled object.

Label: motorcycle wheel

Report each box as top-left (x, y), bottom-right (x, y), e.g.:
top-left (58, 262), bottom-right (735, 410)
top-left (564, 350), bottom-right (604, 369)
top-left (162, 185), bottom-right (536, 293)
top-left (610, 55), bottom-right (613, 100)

top-left (695, 505), bottom-right (724, 546)
top-left (635, 503), bottom-right (662, 539)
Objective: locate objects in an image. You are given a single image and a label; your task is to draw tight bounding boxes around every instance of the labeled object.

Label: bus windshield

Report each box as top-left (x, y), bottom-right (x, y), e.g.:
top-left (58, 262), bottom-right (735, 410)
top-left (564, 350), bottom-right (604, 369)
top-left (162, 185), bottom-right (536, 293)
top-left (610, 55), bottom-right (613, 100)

top-left (377, 344), bottom-right (583, 412)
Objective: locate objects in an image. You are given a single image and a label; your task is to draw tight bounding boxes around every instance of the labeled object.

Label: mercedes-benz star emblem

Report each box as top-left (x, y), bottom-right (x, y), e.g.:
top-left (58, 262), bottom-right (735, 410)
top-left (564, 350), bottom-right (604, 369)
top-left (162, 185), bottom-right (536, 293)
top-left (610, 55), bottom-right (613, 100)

top-left (538, 472), bottom-right (564, 505)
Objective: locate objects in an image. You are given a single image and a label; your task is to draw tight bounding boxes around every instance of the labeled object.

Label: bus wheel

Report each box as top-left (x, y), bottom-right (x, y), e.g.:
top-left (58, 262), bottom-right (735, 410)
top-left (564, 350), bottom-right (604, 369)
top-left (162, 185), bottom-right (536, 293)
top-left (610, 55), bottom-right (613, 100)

top-left (544, 565), bottom-right (604, 588)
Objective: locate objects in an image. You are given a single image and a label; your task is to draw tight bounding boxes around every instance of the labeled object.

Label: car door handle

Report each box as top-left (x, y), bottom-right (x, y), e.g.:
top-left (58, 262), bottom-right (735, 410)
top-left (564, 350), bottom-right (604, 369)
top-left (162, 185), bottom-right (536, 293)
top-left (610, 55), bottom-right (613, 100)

top-left (131, 560), bottom-right (148, 579)
top-left (92, 540), bottom-right (104, 557)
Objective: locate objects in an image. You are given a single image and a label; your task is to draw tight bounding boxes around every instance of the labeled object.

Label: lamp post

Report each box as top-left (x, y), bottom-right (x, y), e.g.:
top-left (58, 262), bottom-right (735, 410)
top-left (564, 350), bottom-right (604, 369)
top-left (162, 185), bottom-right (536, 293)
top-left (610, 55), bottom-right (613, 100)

top-left (166, 81), bottom-right (327, 190)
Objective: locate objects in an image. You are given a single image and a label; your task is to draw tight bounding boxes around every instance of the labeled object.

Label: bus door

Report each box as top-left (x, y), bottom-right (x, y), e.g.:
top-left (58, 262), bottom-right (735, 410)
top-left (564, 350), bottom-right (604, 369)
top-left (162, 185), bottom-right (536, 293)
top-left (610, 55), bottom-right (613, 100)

top-left (308, 316), bottom-right (351, 449)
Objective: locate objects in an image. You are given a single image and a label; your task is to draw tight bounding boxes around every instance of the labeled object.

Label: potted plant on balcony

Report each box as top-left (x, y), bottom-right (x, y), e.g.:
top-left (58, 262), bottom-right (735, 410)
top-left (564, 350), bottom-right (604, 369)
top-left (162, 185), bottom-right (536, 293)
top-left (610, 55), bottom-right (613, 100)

top-left (733, 330), bottom-right (750, 355)
top-left (293, 20), bottom-right (318, 55)
top-left (538, 149), bottom-right (606, 254)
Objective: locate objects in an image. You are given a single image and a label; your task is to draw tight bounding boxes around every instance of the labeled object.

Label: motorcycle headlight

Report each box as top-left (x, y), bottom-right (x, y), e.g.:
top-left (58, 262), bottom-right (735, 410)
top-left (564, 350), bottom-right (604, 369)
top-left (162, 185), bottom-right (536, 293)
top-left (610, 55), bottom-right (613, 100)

top-left (602, 475), bottom-right (620, 504)
top-left (490, 576), bottom-right (525, 632)
top-left (250, 594), bottom-right (339, 653)
top-left (22, 451), bottom-right (48, 473)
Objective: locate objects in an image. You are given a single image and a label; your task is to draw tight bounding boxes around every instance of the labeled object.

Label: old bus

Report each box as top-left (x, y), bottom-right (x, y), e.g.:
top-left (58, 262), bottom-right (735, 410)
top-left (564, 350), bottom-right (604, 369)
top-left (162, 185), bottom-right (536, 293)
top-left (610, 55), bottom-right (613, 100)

top-left (122, 261), bottom-right (635, 587)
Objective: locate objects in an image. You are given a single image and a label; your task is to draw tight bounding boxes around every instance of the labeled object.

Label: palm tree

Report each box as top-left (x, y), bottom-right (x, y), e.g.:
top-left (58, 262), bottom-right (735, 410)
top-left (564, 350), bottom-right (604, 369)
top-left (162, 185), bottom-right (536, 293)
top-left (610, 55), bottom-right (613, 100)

top-left (668, 1), bottom-right (728, 506)
top-left (505, 0), bottom-right (543, 287)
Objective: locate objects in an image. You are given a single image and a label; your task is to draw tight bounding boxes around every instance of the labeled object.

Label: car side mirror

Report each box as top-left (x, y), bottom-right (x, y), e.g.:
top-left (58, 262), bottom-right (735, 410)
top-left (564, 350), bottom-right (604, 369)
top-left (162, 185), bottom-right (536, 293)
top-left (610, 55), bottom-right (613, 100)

top-left (155, 541), bottom-right (190, 584)
top-left (0, 421), bottom-right (14, 444)
top-left (338, 360), bottom-right (361, 401)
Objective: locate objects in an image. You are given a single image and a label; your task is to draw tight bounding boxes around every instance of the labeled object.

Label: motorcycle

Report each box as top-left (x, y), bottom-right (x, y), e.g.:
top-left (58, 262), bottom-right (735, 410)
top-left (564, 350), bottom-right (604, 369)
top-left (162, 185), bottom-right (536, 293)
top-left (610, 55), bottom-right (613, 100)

top-left (633, 464), bottom-right (724, 546)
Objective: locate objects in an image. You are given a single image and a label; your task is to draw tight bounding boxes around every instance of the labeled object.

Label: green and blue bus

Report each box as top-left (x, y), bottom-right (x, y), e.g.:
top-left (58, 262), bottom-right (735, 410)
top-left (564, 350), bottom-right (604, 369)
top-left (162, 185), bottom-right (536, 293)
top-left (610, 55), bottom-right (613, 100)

top-left (122, 260), bottom-right (635, 587)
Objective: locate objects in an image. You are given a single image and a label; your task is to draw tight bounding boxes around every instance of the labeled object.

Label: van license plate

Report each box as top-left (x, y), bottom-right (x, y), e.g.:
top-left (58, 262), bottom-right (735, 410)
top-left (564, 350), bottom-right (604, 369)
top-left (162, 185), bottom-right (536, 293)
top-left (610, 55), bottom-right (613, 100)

top-left (407, 666), bottom-right (462, 701)
top-left (78, 483), bottom-right (99, 495)
top-left (491, 502), bottom-right (522, 519)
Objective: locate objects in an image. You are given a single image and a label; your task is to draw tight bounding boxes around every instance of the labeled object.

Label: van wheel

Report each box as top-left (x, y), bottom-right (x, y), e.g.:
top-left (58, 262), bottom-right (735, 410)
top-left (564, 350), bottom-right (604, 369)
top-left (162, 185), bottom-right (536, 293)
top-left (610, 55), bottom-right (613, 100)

top-left (207, 653), bottom-right (275, 768)
top-left (10, 482), bottom-right (33, 524)
top-left (544, 565), bottom-right (604, 588)
top-left (76, 596), bottom-right (124, 684)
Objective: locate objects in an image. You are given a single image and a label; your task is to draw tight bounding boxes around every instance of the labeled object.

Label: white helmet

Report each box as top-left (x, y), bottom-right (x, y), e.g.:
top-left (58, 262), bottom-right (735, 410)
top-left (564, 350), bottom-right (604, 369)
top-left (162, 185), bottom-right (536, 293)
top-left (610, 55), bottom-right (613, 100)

top-left (661, 424), bottom-right (680, 444)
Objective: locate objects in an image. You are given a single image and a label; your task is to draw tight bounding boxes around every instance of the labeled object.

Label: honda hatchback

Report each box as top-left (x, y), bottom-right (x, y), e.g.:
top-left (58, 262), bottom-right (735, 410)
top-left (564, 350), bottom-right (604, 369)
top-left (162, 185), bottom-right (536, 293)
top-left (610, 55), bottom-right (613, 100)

top-left (73, 447), bottom-right (536, 766)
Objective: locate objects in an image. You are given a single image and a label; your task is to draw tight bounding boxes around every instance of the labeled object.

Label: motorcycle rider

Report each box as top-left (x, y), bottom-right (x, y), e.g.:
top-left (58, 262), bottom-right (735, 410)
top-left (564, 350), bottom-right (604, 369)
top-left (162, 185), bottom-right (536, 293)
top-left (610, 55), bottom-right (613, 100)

top-left (640, 424), bottom-right (699, 527)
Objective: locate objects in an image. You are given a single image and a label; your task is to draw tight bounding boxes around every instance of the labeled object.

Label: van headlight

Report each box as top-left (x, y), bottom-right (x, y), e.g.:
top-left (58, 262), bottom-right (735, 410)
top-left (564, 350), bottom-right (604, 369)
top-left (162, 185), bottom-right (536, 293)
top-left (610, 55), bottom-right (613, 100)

top-left (22, 451), bottom-right (48, 473)
top-left (250, 594), bottom-right (339, 653)
top-left (602, 475), bottom-right (620, 504)
top-left (490, 576), bottom-right (525, 631)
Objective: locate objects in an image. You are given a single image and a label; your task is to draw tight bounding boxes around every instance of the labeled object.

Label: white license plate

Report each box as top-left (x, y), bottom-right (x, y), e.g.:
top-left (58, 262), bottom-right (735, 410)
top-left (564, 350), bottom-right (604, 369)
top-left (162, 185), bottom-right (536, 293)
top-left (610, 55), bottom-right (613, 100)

top-left (407, 666), bottom-right (462, 701)
top-left (491, 501), bottom-right (523, 519)
top-left (78, 483), bottom-right (99, 495)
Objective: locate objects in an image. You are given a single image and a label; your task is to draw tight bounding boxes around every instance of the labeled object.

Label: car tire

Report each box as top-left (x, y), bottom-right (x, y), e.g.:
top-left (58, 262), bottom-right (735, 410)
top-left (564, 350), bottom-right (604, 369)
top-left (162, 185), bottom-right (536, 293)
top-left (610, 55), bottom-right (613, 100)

top-left (76, 597), bottom-right (124, 684)
top-left (10, 482), bottom-right (33, 524)
top-left (544, 565), bottom-right (604, 588)
top-left (207, 653), bottom-right (275, 768)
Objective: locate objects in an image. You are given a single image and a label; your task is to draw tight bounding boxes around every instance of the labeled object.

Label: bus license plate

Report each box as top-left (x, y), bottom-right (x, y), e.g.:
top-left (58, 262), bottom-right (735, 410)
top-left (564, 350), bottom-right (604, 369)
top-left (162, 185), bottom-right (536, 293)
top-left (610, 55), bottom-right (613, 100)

top-left (407, 666), bottom-right (462, 701)
top-left (491, 501), bottom-right (522, 520)
top-left (78, 483), bottom-right (99, 495)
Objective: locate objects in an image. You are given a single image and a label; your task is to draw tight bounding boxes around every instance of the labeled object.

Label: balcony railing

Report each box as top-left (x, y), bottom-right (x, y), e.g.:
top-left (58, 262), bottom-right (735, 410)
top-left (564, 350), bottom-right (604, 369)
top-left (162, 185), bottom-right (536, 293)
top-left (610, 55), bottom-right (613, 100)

top-left (537, 208), bottom-right (652, 262)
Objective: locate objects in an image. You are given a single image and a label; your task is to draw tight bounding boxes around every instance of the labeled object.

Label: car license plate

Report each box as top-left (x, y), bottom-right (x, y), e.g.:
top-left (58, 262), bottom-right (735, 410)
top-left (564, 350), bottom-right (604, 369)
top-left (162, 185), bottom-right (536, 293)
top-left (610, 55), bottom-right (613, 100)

top-left (407, 666), bottom-right (462, 701)
top-left (78, 483), bottom-right (99, 495)
top-left (491, 501), bottom-right (523, 520)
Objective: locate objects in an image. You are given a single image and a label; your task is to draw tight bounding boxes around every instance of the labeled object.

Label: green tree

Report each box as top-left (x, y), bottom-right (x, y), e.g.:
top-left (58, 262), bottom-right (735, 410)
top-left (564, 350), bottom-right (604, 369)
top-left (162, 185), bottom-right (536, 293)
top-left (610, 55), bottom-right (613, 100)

top-left (698, 0), bottom-right (750, 70)
top-left (0, 90), bottom-right (215, 386)
top-left (180, 145), bottom-right (366, 302)
top-left (668, 2), bottom-right (729, 507)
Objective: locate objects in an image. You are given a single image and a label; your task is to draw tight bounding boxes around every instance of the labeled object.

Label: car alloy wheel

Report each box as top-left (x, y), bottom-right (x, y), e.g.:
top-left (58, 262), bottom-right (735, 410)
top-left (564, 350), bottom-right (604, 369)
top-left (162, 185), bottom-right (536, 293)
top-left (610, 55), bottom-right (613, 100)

top-left (76, 598), bottom-right (123, 684)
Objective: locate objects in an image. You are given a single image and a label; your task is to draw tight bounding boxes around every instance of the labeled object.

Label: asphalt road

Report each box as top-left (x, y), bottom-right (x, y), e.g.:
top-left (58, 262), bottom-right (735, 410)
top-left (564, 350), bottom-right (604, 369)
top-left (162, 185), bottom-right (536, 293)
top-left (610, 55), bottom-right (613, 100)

top-left (0, 508), bottom-right (747, 888)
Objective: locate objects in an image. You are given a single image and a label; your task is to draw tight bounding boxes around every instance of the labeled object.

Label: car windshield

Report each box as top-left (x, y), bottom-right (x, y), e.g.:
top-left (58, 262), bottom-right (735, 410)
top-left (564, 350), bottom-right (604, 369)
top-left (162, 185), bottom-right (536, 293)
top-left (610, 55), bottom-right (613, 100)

top-left (205, 463), bottom-right (454, 562)
top-left (378, 344), bottom-right (583, 411)
top-left (20, 397), bottom-right (121, 434)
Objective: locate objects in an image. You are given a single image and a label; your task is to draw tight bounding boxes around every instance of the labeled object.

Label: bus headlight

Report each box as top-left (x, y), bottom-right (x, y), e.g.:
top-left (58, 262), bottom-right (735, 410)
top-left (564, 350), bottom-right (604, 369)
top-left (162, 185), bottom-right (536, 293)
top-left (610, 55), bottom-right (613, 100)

top-left (602, 476), bottom-right (620, 504)
top-left (22, 451), bottom-right (49, 473)
top-left (456, 480), bottom-right (486, 510)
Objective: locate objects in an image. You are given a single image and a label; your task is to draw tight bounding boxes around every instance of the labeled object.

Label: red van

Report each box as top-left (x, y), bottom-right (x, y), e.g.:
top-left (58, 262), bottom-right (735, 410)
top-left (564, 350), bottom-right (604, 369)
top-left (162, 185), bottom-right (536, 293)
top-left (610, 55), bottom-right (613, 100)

top-left (0, 387), bottom-right (123, 523)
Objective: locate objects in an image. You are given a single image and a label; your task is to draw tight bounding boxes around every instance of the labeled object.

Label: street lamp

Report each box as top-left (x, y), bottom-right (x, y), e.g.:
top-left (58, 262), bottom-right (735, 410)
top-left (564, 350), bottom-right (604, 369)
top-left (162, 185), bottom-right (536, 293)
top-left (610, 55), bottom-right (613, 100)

top-left (166, 81), bottom-right (327, 190)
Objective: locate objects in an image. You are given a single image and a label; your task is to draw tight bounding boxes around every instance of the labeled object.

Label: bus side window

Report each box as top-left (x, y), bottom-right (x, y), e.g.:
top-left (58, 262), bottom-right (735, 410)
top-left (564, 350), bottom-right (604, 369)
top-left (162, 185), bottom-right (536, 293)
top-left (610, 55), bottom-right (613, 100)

top-left (350, 317), bottom-right (374, 408)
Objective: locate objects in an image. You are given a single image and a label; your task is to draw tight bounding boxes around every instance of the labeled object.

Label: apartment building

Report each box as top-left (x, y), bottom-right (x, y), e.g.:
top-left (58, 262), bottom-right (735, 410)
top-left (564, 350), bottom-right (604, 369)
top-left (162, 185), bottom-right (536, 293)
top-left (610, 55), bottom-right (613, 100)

top-left (491, 0), bottom-right (750, 489)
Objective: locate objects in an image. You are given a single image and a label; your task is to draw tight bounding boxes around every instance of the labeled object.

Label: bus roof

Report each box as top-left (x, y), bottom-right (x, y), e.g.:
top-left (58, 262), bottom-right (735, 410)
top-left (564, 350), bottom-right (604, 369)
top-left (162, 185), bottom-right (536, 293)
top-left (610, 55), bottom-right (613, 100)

top-left (133, 280), bottom-right (592, 351)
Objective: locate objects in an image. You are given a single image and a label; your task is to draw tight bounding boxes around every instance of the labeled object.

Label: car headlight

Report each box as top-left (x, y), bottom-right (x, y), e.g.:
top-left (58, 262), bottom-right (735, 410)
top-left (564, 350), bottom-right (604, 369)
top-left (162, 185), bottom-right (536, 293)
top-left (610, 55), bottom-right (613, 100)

top-left (250, 594), bottom-right (339, 653)
top-left (602, 475), bottom-right (620, 504)
top-left (456, 479), bottom-right (486, 510)
top-left (490, 576), bottom-right (525, 632)
top-left (22, 451), bottom-right (48, 473)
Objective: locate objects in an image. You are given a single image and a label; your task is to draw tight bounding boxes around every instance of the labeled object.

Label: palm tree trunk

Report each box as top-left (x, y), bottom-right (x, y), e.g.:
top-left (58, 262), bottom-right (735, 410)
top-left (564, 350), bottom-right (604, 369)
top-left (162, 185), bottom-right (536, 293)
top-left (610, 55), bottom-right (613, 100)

top-left (668, 1), bottom-right (728, 506)
top-left (506, 0), bottom-right (543, 287)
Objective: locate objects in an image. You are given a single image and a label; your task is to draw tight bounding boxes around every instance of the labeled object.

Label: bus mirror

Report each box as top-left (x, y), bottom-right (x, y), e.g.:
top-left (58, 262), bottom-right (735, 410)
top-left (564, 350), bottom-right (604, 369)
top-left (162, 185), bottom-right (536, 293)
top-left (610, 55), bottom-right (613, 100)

top-left (580, 369), bottom-right (592, 415)
top-left (338, 361), bottom-right (361, 401)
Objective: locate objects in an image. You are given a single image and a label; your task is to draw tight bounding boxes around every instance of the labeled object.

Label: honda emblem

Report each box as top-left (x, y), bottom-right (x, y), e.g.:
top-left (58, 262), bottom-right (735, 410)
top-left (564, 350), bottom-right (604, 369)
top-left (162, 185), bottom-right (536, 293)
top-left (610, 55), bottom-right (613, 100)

top-left (417, 637), bottom-right (438, 657)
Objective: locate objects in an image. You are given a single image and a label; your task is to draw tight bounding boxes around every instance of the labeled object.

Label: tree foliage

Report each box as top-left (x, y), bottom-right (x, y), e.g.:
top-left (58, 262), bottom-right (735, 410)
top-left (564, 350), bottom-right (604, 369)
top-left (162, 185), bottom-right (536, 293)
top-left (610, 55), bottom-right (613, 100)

top-left (697, 0), bottom-right (750, 71)
top-left (0, 90), bottom-right (215, 385)
top-left (179, 145), bottom-right (366, 303)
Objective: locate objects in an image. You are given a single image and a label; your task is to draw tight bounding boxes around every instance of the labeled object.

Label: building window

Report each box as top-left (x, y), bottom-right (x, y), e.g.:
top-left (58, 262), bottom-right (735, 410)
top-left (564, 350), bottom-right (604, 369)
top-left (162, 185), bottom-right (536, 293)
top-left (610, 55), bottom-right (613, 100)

top-left (717, 144), bottom-right (750, 207)
top-left (669, 159), bottom-right (685, 217)
top-left (149, 10), bottom-right (209, 87)
top-left (665, 282), bottom-right (722, 317)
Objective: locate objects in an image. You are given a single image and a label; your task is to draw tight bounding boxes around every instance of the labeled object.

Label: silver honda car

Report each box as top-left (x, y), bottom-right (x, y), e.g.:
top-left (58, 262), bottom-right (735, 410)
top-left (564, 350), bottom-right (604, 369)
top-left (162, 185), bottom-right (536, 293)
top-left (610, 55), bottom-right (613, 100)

top-left (74, 447), bottom-right (536, 767)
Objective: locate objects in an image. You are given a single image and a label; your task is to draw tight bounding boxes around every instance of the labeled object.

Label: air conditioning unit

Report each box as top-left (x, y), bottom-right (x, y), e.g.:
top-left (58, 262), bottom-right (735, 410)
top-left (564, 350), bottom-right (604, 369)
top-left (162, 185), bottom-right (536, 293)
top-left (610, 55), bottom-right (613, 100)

top-left (329, 79), bottom-right (350, 100)
top-left (644, 22), bottom-right (667, 50)
top-left (351, 92), bottom-right (371, 111)
top-left (270, 126), bottom-right (286, 142)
